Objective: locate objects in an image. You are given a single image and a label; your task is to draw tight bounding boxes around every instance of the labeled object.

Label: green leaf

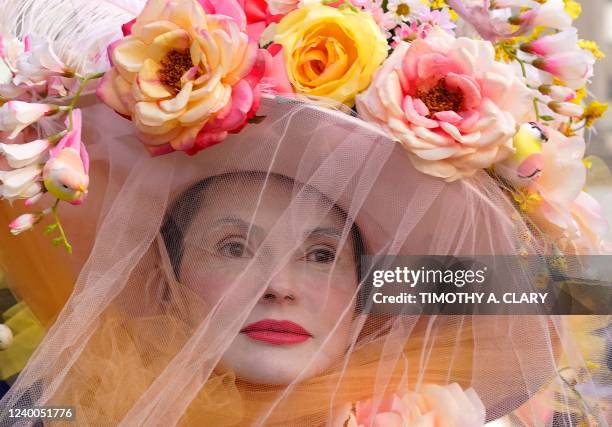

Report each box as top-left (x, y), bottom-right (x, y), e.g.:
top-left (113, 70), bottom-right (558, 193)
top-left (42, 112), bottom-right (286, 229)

top-left (44, 223), bottom-right (58, 236)
top-left (540, 115), bottom-right (555, 121)
top-left (52, 237), bottom-right (63, 246)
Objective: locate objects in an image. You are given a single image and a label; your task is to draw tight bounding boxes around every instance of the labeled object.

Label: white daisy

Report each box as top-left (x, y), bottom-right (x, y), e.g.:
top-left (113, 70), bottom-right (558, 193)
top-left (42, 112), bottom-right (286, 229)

top-left (387, 0), bottom-right (423, 23)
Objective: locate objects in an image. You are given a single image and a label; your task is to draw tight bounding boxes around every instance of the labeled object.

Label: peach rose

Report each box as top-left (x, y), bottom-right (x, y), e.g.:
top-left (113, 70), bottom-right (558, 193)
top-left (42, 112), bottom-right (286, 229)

top-left (335, 383), bottom-right (486, 427)
top-left (356, 28), bottom-right (532, 182)
top-left (97, 0), bottom-right (265, 156)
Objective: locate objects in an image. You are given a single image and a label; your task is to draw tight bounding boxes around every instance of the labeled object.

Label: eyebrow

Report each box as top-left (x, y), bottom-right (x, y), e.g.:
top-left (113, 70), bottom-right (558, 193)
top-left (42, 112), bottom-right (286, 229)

top-left (305, 226), bottom-right (343, 240)
top-left (210, 216), bottom-right (264, 236)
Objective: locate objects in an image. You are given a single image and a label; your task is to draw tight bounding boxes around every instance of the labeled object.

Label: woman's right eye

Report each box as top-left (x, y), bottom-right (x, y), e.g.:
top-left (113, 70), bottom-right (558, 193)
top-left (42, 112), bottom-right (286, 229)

top-left (217, 238), bottom-right (251, 258)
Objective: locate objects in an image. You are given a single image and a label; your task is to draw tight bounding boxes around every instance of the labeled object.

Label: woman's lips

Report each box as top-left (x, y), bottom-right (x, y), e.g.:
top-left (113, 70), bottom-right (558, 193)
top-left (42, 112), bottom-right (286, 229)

top-left (240, 319), bottom-right (312, 345)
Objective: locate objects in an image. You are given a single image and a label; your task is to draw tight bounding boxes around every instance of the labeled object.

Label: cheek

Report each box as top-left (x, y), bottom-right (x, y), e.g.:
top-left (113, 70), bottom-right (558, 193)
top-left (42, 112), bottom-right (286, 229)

top-left (300, 269), bottom-right (357, 328)
top-left (181, 267), bottom-right (241, 305)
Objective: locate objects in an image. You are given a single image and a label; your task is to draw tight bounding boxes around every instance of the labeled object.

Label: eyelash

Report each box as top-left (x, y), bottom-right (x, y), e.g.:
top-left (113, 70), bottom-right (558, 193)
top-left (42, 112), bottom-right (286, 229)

top-left (215, 237), bottom-right (337, 264)
top-left (216, 236), bottom-right (252, 259)
top-left (303, 245), bottom-right (337, 264)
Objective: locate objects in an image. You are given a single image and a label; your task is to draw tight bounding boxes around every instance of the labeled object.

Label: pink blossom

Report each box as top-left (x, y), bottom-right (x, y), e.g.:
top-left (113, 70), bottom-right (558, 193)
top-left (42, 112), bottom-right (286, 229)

top-left (356, 28), bottom-right (532, 181)
top-left (414, 6), bottom-right (456, 34)
top-left (445, 0), bottom-right (518, 42)
top-left (548, 101), bottom-right (583, 118)
top-left (521, 29), bottom-right (578, 57)
top-left (9, 212), bottom-right (41, 235)
top-left (509, 0), bottom-right (572, 31)
top-left (538, 85), bottom-right (576, 102)
top-left (532, 50), bottom-right (594, 89)
top-left (392, 22), bottom-right (421, 47)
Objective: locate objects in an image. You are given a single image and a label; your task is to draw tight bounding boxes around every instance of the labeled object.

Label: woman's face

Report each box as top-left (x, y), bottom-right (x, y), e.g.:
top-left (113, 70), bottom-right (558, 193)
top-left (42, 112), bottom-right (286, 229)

top-left (178, 174), bottom-right (359, 385)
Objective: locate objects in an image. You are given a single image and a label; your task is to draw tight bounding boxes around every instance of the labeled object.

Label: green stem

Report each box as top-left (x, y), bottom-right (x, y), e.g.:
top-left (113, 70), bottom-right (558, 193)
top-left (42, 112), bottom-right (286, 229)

top-left (51, 199), bottom-right (73, 253)
top-left (67, 72), bottom-right (105, 130)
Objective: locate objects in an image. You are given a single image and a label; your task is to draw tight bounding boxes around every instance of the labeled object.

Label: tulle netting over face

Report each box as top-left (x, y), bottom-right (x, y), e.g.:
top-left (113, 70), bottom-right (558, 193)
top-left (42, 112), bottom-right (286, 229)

top-left (0, 96), bottom-right (607, 426)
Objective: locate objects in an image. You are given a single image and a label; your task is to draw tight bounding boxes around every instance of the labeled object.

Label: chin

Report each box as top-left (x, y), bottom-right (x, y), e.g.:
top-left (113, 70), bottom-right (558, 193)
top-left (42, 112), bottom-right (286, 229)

top-left (217, 335), bottom-right (334, 385)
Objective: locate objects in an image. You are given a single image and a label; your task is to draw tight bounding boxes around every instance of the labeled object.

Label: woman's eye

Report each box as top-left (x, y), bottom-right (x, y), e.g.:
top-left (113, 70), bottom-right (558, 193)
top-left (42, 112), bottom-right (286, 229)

top-left (305, 247), bottom-right (336, 263)
top-left (217, 239), bottom-right (251, 258)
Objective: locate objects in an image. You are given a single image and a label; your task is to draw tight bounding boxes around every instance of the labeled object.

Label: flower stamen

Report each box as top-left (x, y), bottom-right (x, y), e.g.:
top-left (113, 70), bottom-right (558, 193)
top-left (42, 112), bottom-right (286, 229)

top-left (417, 78), bottom-right (464, 115)
top-left (158, 49), bottom-right (193, 95)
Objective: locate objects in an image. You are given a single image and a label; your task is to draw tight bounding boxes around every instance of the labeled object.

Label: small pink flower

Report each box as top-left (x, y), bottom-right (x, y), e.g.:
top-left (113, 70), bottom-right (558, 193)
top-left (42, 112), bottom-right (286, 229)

top-left (532, 50), bottom-right (594, 89)
top-left (414, 6), bottom-right (456, 34)
top-left (548, 101), bottom-right (584, 118)
top-left (9, 212), bottom-right (41, 235)
top-left (392, 22), bottom-right (420, 47)
top-left (509, 0), bottom-right (572, 30)
top-left (521, 29), bottom-right (578, 57)
top-left (0, 101), bottom-right (56, 139)
top-left (538, 85), bottom-right (576, 102)
top-left (357, 28), bottom-right (532, 181)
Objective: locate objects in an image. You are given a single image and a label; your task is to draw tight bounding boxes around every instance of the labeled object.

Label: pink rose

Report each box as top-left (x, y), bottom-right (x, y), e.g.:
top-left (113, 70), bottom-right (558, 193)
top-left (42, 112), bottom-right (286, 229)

top-left (356, 28), bottom-right (532, 182)
top-left (335, 383), bottom-right (486, 427)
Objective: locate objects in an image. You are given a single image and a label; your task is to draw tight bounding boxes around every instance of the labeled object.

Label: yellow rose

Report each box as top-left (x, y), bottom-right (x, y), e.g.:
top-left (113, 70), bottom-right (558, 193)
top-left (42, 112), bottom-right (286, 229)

top-left (274, 4), bottom-right (388, 106)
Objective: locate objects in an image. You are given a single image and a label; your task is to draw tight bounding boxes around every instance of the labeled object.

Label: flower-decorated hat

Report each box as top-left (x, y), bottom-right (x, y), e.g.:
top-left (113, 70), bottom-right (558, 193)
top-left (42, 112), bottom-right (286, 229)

top-left (0, 0), bottom-right (610, 426)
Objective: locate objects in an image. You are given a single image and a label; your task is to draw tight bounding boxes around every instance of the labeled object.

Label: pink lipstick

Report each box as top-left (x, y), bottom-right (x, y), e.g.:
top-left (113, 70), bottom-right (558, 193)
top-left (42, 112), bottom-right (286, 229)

top-left (240, 319), bottom-right (312, 345)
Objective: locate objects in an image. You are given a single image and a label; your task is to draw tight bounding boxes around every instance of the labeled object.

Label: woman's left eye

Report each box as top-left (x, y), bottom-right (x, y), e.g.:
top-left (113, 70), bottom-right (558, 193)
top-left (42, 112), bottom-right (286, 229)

top-left (304, 246), bottom-right (336, 263)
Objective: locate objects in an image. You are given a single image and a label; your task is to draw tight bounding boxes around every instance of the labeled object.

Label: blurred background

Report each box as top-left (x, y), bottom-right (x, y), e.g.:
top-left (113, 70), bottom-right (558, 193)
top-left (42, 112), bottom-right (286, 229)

top-left (575, 1), bottom-right (612, 233)
top-left (578, 0), bottom-right (612, 158)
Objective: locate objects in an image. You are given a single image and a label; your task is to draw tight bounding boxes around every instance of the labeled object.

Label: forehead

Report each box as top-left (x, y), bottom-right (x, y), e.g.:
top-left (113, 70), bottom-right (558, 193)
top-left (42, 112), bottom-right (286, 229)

top-left (186, 173), bottom-right (348, 231)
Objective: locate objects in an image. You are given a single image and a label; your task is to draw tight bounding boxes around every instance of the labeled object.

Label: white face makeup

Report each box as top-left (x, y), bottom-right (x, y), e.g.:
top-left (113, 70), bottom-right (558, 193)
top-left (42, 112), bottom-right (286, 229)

top-left (176, 174), bottom-right (359, 385)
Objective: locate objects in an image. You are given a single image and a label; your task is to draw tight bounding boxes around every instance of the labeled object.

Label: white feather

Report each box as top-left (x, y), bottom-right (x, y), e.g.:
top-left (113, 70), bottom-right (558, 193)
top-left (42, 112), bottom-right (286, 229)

top-left (0, 0), bottom-right (147, 75)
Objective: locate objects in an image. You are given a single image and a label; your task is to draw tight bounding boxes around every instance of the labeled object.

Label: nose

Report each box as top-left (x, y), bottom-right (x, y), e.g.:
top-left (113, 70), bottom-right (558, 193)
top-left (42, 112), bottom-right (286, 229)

top-left (261, 266), bottom-right (299, 305)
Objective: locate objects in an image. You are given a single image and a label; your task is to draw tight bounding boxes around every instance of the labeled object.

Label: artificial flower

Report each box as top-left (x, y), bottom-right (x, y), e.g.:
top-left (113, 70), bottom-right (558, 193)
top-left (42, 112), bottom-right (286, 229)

top-left (274, 4), bottom-right (388, 106)
top-left (334, 383), bottom-right (486, 427)
top-left (0, 101), bottom-right (56, 139)
top-left (547, 101), bottom-right (583, 118)
top-left (13, 35), bottom-right (69, 84)
top-left (42, 109), bottom-right (89, 205)
top-left (520, 28), bottom-right (578, 57)
top-left (509, 0), bottom-right (572, 31)
top-left (0, 34), bottom-right (70, 99)
top-left (413, 6), bottom-right (456, 34)
top-left (577, 39), bottom-right (605, 61)
top-left (0, 138), bottom-right (50, 168)
top-left (356, 28), bottom-right (532, 181)
top-left (387, 0), bottom-right (422, 24)
top-left (532, 50), bottom-right (594, 89)
top-left (237, 0), bottom-right (285, 41)
top-left (97, 0), bottom-right (265, 156)
top-left (8, 211), bottom-right (46, 235)
top-left (392, 22), bottom-right (421, 46)
top-left (266, 0), bottom-right (299, 15)
top-left (0, 164), bottom-right (44, 203)
top-left (538, 84), bottom-right (576, 102)
top-left (445, 0), bottom-right (516, 42)
top-left (581, 100), bottom-right (608, 128)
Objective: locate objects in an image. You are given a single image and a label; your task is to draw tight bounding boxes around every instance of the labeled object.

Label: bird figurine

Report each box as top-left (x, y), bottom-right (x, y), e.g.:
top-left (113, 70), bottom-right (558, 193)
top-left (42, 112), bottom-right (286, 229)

top-left (496, 122), bottom-right (548, 187)
top-left (42, 109), bottom-right (89, 205)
